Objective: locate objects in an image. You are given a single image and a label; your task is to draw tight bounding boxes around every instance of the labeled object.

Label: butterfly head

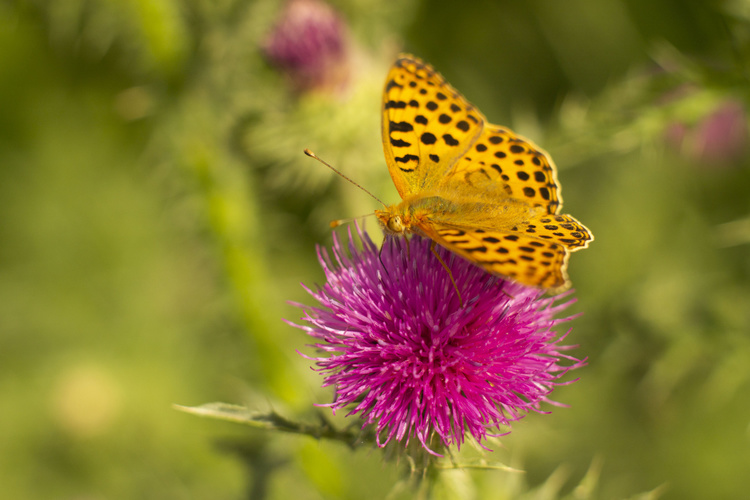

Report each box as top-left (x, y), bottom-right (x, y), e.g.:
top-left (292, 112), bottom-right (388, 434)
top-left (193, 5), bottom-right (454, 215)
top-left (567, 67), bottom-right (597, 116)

top-left (375, 207), bottom-right (411, 235)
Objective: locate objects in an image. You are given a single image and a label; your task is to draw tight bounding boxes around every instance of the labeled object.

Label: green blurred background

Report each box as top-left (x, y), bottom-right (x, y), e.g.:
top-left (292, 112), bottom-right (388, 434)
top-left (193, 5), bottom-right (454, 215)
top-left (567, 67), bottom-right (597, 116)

top-left (2, 0), bottom-right (749, 498)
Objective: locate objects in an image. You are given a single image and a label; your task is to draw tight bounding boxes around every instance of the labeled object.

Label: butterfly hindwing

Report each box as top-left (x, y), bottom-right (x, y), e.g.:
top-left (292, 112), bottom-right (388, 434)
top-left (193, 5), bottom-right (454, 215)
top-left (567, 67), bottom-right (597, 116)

top-left (446, 125), bottom-right (563, 215)
top-left (423, 223), bottom-right (571, 289)
top-left (517, 213), bottom-right (593, 250)
top-left (382, 55), bottom-right (485, 198)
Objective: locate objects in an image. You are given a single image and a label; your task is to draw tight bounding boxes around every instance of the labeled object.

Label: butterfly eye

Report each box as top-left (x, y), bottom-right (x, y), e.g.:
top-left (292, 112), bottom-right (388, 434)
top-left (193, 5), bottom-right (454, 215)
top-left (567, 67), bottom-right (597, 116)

top-left (387, 216), bottom-right (404, 233)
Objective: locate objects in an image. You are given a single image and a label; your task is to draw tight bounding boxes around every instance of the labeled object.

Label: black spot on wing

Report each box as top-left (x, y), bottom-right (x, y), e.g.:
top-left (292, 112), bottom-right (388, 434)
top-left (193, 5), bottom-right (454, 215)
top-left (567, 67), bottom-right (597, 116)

top-left (443, 134), bottom-right (459, 146)
top-left (390, 121), bottom-right (414, 133)
top-left (464, 246), bottom-right (488, 253)
top-left (395, 154), bottom-right (419, 164)
top-left (421, 133), bottom-right (437, 145)
top-left (385, 79), bottom-right (402, 92)
top-left (384, 100), bottom-right (407, 109)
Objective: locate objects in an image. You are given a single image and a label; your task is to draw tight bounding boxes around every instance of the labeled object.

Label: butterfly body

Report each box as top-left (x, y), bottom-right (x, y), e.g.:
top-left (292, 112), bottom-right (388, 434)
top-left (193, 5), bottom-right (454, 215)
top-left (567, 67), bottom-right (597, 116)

top-left (376, 189), bottom-right (539, 236)
top-left (377, 55), bottom-right (593, 290)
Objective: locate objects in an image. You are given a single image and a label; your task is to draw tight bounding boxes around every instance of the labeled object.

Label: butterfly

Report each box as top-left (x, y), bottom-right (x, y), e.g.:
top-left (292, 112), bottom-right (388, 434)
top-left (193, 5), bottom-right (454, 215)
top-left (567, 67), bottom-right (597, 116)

top-left (374, 54), bottom-right (593, 291)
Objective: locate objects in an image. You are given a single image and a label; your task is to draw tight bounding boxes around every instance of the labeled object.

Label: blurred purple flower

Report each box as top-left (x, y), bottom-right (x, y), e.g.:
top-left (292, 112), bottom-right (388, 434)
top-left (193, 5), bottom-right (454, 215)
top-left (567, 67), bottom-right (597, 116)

top-left (692, 99), bottom-right (748, 164)
top-left (290, 228), bottom-right (585, 453)
top-left (263, 0), bottom-right (350, 93)
top-left (664, 97), bottom-right (748, 166)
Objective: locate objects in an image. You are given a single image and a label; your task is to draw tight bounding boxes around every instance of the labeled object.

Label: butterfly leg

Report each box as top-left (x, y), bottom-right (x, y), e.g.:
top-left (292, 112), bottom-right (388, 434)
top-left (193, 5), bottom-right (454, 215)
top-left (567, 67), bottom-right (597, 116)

top-left (378, 240), bottom-right (391, 279)
top-left (429, 241), bottom-right (463, 307)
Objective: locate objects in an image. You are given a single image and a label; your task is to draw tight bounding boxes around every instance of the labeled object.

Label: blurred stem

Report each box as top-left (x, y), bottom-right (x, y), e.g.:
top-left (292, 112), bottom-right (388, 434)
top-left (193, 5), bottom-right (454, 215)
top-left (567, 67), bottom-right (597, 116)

top-left (188, 140), bottom-right (298, 399)
top-left (157, 3), bottom-right (305, 402)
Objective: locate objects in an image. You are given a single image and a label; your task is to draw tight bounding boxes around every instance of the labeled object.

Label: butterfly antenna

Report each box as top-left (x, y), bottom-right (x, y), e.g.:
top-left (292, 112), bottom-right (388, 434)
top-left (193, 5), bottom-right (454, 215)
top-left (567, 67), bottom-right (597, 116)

top-left (304, 149), bottom-right (387, 208)
top-left (329, 213), bottom-right (375, 229)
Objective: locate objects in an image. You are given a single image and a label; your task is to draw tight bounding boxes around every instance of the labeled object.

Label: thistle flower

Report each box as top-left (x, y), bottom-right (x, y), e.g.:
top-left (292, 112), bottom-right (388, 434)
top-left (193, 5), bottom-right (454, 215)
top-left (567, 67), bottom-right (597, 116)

top-left (290, 228), bottom-right (585, 453)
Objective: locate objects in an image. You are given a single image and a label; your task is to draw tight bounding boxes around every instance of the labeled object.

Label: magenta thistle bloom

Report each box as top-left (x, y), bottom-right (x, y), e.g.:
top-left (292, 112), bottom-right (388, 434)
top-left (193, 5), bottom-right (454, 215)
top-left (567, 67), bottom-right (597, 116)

top-left (291, 228), bottom-right (585, 453)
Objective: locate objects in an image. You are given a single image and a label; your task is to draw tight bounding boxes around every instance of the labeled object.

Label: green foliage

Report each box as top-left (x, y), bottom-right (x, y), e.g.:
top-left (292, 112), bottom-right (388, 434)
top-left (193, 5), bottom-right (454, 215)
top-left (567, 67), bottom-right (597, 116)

top-left (1, 0), bottom-right (749, 498)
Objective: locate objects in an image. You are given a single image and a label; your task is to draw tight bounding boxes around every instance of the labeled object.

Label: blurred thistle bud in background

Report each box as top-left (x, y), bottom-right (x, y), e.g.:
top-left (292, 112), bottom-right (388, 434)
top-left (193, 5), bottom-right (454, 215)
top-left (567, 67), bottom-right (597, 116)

top-left (691, 99), bottom-right (748, 165)
top-left (664, 96), bottom-right (748, 166)
top-left (248, 0), bottom-right (384, 225)
top-left (263, 0), bottom-right (351, 94)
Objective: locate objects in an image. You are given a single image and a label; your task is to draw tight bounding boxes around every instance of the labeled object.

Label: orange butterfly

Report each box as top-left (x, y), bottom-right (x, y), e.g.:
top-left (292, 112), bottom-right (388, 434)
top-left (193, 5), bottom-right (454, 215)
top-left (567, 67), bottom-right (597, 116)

top-left (374, 55), bottom-right (592, 291)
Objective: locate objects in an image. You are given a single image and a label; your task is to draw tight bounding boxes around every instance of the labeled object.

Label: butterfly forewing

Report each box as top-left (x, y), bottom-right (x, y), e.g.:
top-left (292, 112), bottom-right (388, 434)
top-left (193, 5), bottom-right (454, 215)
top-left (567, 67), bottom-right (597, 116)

top-left (447, 125), bottom-right (563, 215)
top-left (382, 56), bottom-right (485, 198)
